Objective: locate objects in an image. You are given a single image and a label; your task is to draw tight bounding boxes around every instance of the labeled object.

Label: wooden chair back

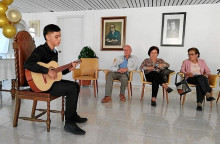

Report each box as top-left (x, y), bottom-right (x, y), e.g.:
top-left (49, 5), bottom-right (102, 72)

top-left (13, 31), bottom-right (35, 87)
top-left (80, 58), bottom-right (98, 76)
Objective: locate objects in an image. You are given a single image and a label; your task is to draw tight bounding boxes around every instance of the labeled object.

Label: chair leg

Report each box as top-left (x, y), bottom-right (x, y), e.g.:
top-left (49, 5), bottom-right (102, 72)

top-left (96, 80), bottom-right (98, 93)
top-left (210, 91), bottom-right (213, 108)
top-left (127, 83), bottom-right (131, 100)
top-left (217, 91), bottom-right (220, 103)
top-left (93, 80), bottom-right (96, 97)
top-left (46, 100), bottom-right (50, 132)
top-left (13, 97), bottom-right (21, 127)
top-left (61, 96), bottom-right (65, 121)
top-left (162, 87), bottom-right (165, 99)
top-left (31, 100), bottom-right (37, 118)
top-left (166, 91), bottom-right (169, 104)
top-left (182, 94), bottom-right (186, 105)
top-left (130, 83), bottom-right (132, 97)
top-left (141, 84), bottom-right (145, 101)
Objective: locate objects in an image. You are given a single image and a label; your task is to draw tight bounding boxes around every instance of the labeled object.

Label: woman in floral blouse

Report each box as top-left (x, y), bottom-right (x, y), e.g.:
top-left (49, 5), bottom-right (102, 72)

top-left (140, 46), bottom-right (173, 107)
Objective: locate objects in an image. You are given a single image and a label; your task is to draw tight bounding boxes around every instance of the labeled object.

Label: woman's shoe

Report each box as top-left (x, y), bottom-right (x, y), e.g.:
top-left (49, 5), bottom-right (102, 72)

top-left (151, 100), bottom-right (156, 107)
top-left (166, 87), bottom-right (173, 93)
top-left (196, 106), bottom-right (202, 111)
top-left (206, 97), bottom-right (215, 101)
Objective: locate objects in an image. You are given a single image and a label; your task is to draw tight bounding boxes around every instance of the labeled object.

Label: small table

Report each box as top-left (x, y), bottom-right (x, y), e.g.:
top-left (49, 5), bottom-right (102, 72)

top-left (0, 59), bottom-right (16, 99)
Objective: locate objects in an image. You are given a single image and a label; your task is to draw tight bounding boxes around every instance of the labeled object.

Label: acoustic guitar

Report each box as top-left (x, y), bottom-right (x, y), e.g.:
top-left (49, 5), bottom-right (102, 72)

top-left (25, 60), bottom-right (81, 92)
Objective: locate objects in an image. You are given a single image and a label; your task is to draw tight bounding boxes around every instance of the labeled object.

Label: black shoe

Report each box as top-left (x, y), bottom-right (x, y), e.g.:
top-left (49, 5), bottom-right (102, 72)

top-left (73, 114), bottom-right (88, 123)
top-left (151, 100), bottom-right (156, 107)
top-left (64, 123), bottom-right (86, 135)
top-left (166, 87), bottom-right (173, 93)
top-left (196, 106), bottom-right (202, 111)
top-left (206, 97), bottom-right (216, 101)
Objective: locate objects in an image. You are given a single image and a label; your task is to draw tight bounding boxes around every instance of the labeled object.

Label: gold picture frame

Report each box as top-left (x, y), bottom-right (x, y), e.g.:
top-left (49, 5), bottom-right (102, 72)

top-left (29, 20), bottom-right (40, 37)
top-left (101, 16), bottom-right (126, 51)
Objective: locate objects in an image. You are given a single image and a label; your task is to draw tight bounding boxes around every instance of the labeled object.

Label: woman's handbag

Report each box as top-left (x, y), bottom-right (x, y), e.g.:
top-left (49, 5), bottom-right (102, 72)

top-left (175, 72), bottom-right (191, 96)
top-left (160, 68), bottom-right (174, 82)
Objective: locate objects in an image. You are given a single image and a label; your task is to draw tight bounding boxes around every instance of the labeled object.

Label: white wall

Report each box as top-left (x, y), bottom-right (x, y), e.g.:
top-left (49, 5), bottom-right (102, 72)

top-left (22, 4), bottom-right (220, 89)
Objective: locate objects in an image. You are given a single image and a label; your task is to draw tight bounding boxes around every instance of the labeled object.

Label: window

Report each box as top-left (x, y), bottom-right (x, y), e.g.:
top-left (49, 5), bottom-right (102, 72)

top-left (0, 28), bottom-right (9, 54)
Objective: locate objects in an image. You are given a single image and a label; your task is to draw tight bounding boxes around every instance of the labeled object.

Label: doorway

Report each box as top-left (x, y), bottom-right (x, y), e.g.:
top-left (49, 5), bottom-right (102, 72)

top-left (57, 16), bottom-right (84, 80)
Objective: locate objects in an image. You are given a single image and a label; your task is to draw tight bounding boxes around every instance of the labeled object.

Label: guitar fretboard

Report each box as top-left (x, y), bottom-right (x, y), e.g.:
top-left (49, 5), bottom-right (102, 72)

top-left (54, 63), bottom-right (72, 73)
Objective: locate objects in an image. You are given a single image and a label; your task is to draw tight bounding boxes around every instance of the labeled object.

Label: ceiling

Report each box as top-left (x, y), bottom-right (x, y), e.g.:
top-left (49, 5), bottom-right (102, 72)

top-left (10, 0), bottom-right (220, 13)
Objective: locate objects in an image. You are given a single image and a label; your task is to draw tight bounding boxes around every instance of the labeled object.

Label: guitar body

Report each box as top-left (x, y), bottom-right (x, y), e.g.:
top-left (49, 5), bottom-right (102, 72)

top-left (25, 61), bottom-right (62, 92)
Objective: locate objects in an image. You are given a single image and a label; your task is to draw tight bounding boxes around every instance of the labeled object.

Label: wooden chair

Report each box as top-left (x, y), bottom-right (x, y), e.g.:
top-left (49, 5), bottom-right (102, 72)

top-left (215, 69), bottom-right (220, 103)
top-left (138, 70), bottom-right (175, 104)
top-left (180, 74), bottom-right (219, 108)
top-left (72, 58), bottom-right (98, 97)
top-left (13, 31), bottom-right (64, 132)
top-left (0, 79), bottom-right (15, 99)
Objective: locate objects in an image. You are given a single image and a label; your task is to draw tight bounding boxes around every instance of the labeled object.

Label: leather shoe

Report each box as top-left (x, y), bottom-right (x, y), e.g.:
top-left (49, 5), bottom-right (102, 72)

top-left (101, 96), bottom-right (112, 103)
top-left (206, 97), bottom-right (215, 101)
top-left (119, 94), bottom-right (126, 102)
top-left (64, 123), bottom-right (86, 135)
top-left (73, 114), bottom-right (87, 123)
top-left (151, 100), bottom-right (156, 107)
top-left (166, 87), bottom-right (173, 93)
top-left (196, 106), bottom-right (202, 111)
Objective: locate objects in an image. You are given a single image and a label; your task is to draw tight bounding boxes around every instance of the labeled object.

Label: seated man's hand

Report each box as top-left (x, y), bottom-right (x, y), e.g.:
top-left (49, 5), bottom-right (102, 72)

top-left (48, 69), bottom-right (57, 79)
top-left (118, 68), bottom-right (128, 73)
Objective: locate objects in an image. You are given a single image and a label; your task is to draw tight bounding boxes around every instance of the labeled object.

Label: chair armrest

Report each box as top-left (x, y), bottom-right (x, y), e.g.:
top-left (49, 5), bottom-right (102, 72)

top-left (135, 70), bottom-right (146, 83)
top-left (128, 70), bottom-right (140, 82)
top-left (167, 72), bottom-right (175, 84)
top-left (208, 74), bottom-right (219, 88)
top-left (178, 72), bottom-right (184, 77)
top-left (98, 69), bottom-right (110, 80)
top-left (72, 69), bottom-right (80, 79)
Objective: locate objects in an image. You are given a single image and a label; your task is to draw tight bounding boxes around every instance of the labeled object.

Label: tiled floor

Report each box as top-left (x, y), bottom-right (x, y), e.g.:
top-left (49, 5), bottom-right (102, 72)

top-left (0, 80), bottom-right (220, 144)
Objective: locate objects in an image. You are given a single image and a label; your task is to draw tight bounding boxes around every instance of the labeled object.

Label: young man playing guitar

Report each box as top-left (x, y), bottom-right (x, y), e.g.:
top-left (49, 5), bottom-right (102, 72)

top-left (24, 24), bottom-right (87, 135)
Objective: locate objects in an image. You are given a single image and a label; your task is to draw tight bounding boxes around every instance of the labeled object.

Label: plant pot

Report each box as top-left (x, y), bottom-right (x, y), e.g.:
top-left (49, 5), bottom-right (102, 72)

top-left (79, 80), bottom-right (91, 86)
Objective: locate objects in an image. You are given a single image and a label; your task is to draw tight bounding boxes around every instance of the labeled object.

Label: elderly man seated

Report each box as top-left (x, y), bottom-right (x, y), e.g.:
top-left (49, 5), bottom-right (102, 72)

top-left (101, 45), bottom-right (138, 103)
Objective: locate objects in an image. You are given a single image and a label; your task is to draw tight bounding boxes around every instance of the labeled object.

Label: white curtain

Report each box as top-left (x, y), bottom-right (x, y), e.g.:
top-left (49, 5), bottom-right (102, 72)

top-left (0, 28), bottom-right (9, 53)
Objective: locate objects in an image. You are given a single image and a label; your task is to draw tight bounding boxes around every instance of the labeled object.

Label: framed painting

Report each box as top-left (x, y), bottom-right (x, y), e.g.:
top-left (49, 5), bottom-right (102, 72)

top-left (29, 20), bottom-right (40, 37)
top-left (161, 12), bottom-right (186, 46)
top-left (101, 16), bottom-right (126, 51)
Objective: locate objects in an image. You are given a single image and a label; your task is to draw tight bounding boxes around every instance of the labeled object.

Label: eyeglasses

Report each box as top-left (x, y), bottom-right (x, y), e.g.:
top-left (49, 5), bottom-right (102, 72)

top-left (188, 54), bottom-right (196, 56)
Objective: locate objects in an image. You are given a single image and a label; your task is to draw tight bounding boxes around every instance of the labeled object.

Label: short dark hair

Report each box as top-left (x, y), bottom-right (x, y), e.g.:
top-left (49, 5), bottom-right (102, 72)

top-left (188, 47), bottom-right (200, 58)
top-left (148, 46), bottom-right (159, 56)
top-left (43, 24), bottom-right (61, 40)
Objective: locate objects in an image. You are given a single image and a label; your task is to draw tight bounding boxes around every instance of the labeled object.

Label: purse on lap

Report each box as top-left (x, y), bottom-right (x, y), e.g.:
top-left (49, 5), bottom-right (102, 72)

top-left (160, 68), bottom-right (174, 82)
top-left (175, 72), bottom-right (191, 96)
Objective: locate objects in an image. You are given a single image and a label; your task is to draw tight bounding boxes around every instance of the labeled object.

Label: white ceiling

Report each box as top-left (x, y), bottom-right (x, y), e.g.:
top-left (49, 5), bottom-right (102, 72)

top-left (10, 0), bottom-right (220, 13)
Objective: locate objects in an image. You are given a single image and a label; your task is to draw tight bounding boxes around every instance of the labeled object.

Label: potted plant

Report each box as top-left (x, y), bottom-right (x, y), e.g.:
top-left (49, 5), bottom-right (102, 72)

top-left (78, 46), bottom-right (98, 86)
top-left (78, 46), bottom-right (98, 59)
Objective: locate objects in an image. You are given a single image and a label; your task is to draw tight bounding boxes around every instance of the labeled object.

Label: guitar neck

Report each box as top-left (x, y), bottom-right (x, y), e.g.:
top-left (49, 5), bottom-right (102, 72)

top-left (54, 63), bottom-right (72, 73)
top-left (54, 60), bottom-right (81, 73)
